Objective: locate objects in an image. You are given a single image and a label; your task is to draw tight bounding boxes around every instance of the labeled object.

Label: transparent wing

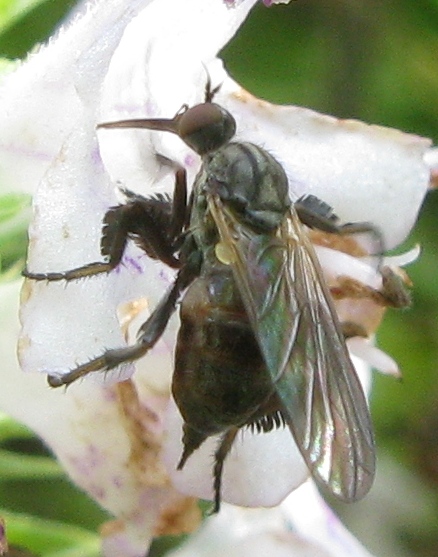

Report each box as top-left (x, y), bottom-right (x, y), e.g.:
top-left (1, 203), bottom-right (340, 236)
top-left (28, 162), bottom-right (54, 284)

top-left (208, 195), bottom-right (375, 501)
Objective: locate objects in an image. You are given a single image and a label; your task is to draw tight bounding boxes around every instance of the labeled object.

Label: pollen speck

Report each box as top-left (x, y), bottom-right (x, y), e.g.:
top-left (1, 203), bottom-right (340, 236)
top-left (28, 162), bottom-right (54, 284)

top-left (117, 298), bottom-right (150, 335)
top-left (215, 242), bottom-right (235, 264)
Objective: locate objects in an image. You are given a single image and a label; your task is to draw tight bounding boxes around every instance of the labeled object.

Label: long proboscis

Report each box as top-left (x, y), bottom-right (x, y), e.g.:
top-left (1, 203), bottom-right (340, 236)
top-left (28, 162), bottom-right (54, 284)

top-left (97, 118), bottom-right (179, 134)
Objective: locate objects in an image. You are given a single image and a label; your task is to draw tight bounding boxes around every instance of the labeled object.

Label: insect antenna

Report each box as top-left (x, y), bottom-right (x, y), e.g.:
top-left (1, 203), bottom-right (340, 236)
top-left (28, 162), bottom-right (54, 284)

top-left (203, 66), bottom-right (222, 103)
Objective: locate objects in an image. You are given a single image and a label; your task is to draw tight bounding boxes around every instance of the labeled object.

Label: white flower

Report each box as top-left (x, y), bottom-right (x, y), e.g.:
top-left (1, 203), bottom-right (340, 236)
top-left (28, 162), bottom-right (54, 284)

top-left (165, 481), bottom-right (376, 557)
top-left (0, 0), bottom-right (434, 555)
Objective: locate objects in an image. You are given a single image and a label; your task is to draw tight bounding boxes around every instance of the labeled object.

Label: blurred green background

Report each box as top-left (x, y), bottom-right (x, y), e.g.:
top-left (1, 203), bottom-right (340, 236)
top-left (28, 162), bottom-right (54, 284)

top-left (0, 0), bottom-right (437, 556)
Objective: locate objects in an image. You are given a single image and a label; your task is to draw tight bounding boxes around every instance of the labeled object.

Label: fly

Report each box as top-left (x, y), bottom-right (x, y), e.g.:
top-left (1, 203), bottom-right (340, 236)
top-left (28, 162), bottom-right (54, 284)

top-left (24, 80), bottom-right (407, 511)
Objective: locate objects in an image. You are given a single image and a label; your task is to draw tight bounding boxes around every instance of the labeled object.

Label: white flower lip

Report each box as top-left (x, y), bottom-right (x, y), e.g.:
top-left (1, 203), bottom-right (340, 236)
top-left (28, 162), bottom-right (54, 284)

top-left (0, 0), bottom-right (433, 554)
top-left (163, 399), bottom-right (309, 508)
top-left (348, 337), bottom-right (401, 378)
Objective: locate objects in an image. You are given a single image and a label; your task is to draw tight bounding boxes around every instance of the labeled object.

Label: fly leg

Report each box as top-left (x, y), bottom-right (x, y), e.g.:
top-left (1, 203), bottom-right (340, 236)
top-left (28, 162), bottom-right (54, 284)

top-left (47, 261), bottom-right (196, 387)
top-left (295, 194), bottom-right (384, 256)
top-left (212, 427), bottom-right (239, 513)
top-left (295, 194), bottom-right (411, 308)
top-left (332, 266), bottom-right (412, 310)
top-left (24, 167), bottom-right (188, 281)
top-left (24, 167), bottom-right (194, 387)
top-left (175, 424), bottom-right (238, 513)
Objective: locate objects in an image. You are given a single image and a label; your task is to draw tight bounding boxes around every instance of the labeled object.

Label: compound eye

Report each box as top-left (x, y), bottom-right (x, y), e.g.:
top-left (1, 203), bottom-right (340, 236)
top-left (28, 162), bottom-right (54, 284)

top-left (177, 103), bottom-right (236, 155)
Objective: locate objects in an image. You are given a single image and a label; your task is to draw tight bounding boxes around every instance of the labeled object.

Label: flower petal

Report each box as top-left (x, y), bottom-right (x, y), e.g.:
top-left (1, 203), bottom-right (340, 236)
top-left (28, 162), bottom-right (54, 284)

top-left (3, 279), bottom-right (202, 556)
top-left (98, 1), bottom-right (257, 192)
top-left (384, 244), bottom-right (421, 268)
top-left (347, 337), bottom-right (401, 378)
top-left (0, 0), bottom-right (156, 195)
top-left (314, 246), bottom-right (382, 290)
top-left (19, 125), bottom-right (156, 383)
top-left (164, 482), bottom-right (377, 557)
top-left (281, 481), bottom-right (376, 557)
top-left (166, 503), bottom-right (332, 557)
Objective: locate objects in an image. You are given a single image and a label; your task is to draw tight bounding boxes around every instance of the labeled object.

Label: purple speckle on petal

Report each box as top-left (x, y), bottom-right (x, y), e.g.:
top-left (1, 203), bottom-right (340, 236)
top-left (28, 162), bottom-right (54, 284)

top-left (87, 444), bottom-right (104, 466)
top-left (0, 142), bottom-right (52, 163)
top-left (121, 255), bottom-right (144, 274)
top-left (102, 387), bottom-right (118, 402)
top-left (223, 0), bottom-right (248, 6)
top-left (89, 484), bottom-right (106, 501)
top-left (68, 444), bottom-right (105, 476)
top-left (102, 530), bottom-right (147, 557)
top-left (184, 153), bottom-right (198, 168)
top-left (158, 268), bottom-right (175, 285)
top-left (113, 475), bottom-right (124, 489)
top-left (91, 144), bottom-right (104, 167)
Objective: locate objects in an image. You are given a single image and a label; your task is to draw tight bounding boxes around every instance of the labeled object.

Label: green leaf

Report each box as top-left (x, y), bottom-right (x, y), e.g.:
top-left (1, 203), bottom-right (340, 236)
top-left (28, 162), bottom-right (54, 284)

top-left (0, 0), bottom-right (78, 59)
top-left (0, 450), bottom-right (62, 480)
top-left (0, 193), bottom-right (31, 275)
top-left (0, 509), bottom-right (100, 557)
top-left (0, 414), bottom-right (35, 443)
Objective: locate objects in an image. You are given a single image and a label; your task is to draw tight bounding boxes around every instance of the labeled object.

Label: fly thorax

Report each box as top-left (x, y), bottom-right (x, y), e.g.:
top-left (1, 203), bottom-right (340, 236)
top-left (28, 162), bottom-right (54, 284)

top-left (203, 142), bottom-right (290, 231)
top-left (189, 168), bottom-right (219, 249)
